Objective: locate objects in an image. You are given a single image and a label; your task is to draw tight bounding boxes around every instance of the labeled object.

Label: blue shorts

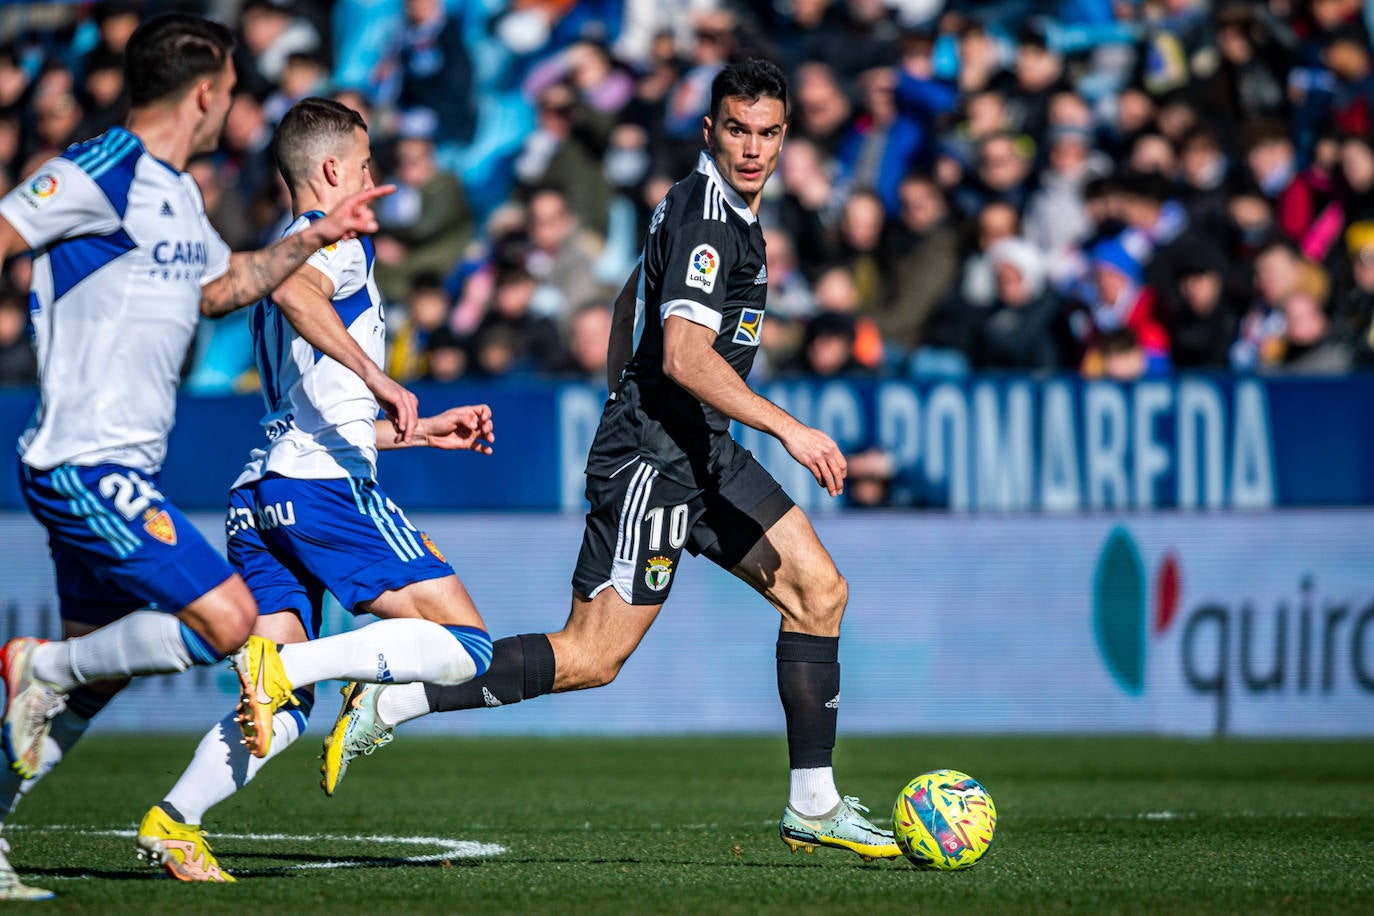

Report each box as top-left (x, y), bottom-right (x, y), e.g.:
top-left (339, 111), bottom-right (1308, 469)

top-left (226, 475), bottom-right (453, 637)
top-left (21, 461), bottom-right (236, 625)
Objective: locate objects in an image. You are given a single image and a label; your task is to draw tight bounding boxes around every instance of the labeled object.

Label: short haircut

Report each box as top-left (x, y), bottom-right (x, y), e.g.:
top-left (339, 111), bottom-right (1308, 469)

top-left (273, 97), bottom-right (368, 190)
top-left (125, 13), bottom-right (234, 108)
top-left (709, 58), bottom-right (789, 123)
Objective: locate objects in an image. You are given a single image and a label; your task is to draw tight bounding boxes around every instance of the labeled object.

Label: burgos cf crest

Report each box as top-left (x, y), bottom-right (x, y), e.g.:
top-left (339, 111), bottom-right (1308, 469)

top-left (644, 556), bottom-right (674, 592)
top-left (733, 308), bottom-right (764, 346)
top-left (685, 244), bottom-right (718, 293)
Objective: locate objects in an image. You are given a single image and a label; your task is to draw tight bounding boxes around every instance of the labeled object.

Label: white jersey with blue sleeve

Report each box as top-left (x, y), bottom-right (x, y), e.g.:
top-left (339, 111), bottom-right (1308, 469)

top-left (0, 127), bottom-right (231, 473)
top-left (245, 211), bottom-right (385, 482)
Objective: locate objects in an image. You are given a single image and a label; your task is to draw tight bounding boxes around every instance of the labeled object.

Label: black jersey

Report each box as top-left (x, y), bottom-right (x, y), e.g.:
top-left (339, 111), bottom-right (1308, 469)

top-left (586, 151), bottom-right (769, 486)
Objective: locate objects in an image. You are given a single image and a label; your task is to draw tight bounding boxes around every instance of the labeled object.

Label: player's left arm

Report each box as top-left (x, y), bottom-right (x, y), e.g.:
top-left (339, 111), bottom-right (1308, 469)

top-left (375, 404), bottom-right (494, 453)
top-left (199, 184), bottom-right (394, 318)
top-left (273, 264), bottom-right (419, 444)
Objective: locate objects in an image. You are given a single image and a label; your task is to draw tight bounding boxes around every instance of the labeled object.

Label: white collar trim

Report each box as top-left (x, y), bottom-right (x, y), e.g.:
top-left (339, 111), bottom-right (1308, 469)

top-left (696, 151), bottom-right (757, 225)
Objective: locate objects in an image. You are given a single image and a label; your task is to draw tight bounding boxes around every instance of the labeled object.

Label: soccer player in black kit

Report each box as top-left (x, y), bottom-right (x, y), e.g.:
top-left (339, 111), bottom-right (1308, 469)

top-left (321, 59), bottom-right (901, 862)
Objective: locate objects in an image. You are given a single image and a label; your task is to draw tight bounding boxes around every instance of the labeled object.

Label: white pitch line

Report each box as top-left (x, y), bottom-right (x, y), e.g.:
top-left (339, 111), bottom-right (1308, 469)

top-left (11, 826), bottom-right (505, 873)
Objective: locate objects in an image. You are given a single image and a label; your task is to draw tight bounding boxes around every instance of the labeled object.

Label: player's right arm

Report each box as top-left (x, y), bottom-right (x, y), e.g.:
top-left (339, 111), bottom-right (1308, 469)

top-left (272, 263), bottom-right (419, 443)
top-left (199, 184), bottom-right (394, 318)
top-left (663, 316), bottom-right (847, 496)
top-left (652, 205), bottom-right (846, 495)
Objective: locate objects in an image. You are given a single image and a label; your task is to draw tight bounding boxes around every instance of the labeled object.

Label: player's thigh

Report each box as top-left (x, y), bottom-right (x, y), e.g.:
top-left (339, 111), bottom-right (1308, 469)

top-left (360, 573), bottom-right (484, 630)
top-left (730, 505), bottom-right (846, 635)
top-left (252, 476), bottom-right (454, 618)
top-left (690, 450), bottom-right (845, 634)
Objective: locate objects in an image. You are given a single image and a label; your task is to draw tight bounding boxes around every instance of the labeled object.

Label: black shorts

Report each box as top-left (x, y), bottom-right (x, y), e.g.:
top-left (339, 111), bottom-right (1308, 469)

top-left (572, 442), bottom-right (795, 605)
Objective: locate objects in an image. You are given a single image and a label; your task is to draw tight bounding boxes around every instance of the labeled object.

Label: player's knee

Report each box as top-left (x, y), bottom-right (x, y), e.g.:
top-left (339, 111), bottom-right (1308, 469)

top-left (788, 569), bottom-right (847, 634)
top-left (199, 587), bottom-right (258, 655)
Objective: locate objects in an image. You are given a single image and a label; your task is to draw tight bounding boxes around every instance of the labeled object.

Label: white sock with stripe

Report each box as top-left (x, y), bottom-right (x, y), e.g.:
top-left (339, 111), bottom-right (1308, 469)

top-left (32, 612), bottom-right (215, 693)
top-left (163, 703), bottom-right (308, 826)
top-left (277, 618), bottom-right (484, 688)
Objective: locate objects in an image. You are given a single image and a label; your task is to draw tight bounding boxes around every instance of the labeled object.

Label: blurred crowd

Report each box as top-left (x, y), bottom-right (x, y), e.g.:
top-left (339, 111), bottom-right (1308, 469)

top-left (0, 0), bottom-right (1373, 392)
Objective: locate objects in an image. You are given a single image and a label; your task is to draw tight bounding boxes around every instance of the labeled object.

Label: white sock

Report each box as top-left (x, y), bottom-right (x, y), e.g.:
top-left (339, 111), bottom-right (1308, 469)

top-left (278, 619), bottom-right (478, 688)
top-left (33, 612), bottom-right (213, 692)
top-left (789, 767), bottom-right (841, 817)
top-left (374, 682), bottom-right (432, 726)
top-left (163, 705), bottom-right (305, 826)
top-left (0, 708), bottom-right (93, 826)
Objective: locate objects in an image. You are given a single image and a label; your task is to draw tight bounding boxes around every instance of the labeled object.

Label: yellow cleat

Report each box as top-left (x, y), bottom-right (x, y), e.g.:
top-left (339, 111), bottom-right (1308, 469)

top-left (778, 796), bottom-right (903, 863)
top-left (320, 682), bottom-right (394, 797)
top-left (135, 804), bottom-right (235, 882)
top-left (230, 635), bottom-right (297, 758)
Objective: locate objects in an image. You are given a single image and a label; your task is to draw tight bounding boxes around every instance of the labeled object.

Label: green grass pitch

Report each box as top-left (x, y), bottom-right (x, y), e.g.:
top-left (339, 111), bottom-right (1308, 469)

top-left (5, 735), bottom-right (1372, 914)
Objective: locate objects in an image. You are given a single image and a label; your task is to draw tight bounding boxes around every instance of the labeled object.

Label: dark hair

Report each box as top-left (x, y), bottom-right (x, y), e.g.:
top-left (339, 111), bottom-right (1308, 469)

top-left (125, 14), bottom-right (234, 108)
top-left (709, 58), bottom-right (789, 123)
top-left (274, 96), bottom-right (367, 189)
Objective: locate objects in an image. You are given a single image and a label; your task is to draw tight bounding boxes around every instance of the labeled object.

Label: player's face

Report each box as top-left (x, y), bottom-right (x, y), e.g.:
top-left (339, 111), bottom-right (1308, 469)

top-left (704, 95), bottom-right (786, 210)
top-left (335, 126), bottom-right (375, 195)
top-left (192, 57), bottom-right (237, 155)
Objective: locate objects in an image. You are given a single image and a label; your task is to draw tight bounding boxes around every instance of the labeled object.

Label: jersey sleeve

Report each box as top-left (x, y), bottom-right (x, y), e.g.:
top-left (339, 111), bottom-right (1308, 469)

top-left (305, 237), bottom-right (365, 297)
top-left (198, 211), bottom-right (231, 285)
top-left (0, 158), bottom-right (120, 250)
top-left (654, 216), bottom-right (736, 333)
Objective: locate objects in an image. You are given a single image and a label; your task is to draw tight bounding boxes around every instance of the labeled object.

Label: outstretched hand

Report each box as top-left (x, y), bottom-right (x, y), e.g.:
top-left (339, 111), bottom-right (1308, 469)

top-left (422, 404), bottom-right (495, 454)
top-left (314, 184), bottom-right (395, 244)
top-left (782, 423), bottom-right (847, 497)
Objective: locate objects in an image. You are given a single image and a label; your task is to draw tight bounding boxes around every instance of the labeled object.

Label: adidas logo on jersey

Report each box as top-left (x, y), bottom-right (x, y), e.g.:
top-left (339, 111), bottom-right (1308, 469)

top-left (481, 687), bottom-right (502, 707)
top-left (824, 693), bottom-right (840, 709)
top-left (159, 200), bottom-right (174, 217)
top-left (753, 265), bottom-right (768, 285)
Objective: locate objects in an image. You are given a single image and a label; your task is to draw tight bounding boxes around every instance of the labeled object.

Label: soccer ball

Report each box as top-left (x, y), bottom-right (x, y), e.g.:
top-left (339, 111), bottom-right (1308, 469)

top-left (892, 769), bottom-right (997, 870)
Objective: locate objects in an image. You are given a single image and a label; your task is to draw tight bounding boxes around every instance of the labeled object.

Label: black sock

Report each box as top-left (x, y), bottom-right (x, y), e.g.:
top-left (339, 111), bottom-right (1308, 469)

top-left (423, 634), bottom-right (556, 713)
top-left (776, 631), bottom-right (840, 770)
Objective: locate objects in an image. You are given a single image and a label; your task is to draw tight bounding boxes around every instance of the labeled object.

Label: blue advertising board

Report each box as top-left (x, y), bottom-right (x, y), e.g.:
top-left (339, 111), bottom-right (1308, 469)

top-left (0, 373), bottom-right (1371, 511)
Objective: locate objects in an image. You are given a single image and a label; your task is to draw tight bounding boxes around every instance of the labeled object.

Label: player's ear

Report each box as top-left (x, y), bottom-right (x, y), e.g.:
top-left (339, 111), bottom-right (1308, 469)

top-left (195, 80), bottom-right (212, 114)
top-left (323, 156), bottom-right (340, 187)
top-left (702, 115), bottom-right (714, 152)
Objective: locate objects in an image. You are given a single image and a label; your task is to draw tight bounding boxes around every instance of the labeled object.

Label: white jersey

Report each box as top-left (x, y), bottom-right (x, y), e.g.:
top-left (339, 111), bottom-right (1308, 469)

top-left (238, 211), bottom-right (385, 486)
top-left (0, 127), bottom-right (231, 472)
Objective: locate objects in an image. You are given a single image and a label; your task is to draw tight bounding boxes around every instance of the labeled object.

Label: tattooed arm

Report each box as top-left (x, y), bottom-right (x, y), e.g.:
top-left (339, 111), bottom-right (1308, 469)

top-left (199, 184), bottom-right (393, 318)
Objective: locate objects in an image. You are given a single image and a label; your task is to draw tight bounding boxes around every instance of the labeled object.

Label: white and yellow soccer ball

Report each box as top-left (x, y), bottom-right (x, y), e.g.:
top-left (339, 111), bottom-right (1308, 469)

top-left (892, 769), bottom-right (997, 870)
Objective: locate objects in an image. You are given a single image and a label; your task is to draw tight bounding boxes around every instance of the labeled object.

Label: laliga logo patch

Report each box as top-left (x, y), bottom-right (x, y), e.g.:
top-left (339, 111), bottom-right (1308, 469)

top-left (20, 173), bottom-right (58, 210)
top-left (142, 507), bottom-right (177, 546)
top-left (317, 241), bottom-right (340, 260)
top-left (421, 532), bottom-right (447, 563)
top-left (644, 556), bottom-right (674, 592)
top-left (733, 308), bottom-right (764, 346)
top-left (685, 244), bottom-right (718, 293)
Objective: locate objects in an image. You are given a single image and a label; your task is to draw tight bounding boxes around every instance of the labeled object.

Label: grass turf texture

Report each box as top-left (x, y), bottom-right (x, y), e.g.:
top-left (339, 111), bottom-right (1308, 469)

top-left (4, 735), bottom-right (1372, 914)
